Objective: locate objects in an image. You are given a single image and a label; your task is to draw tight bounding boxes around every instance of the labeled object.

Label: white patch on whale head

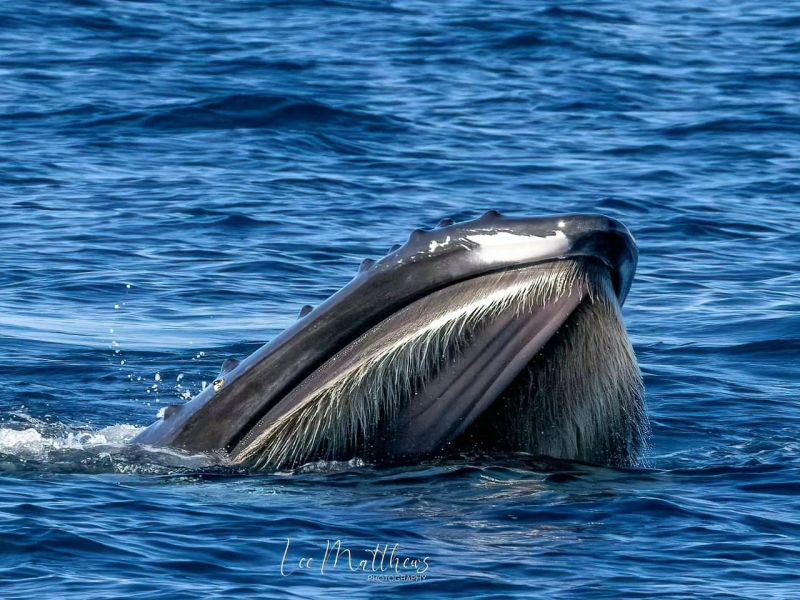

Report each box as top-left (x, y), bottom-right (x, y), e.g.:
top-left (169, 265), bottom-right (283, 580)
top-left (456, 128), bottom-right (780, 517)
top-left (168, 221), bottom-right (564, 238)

top-left (466, 230), bottom-right (570, 262)
top-left (428, 236), bottom-right (451, 253)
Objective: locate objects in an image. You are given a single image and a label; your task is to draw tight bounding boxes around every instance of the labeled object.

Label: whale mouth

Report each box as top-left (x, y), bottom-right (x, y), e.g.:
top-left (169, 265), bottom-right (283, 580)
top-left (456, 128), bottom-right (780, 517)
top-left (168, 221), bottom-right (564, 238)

top-left (231, 258), bottom-right (647, 469)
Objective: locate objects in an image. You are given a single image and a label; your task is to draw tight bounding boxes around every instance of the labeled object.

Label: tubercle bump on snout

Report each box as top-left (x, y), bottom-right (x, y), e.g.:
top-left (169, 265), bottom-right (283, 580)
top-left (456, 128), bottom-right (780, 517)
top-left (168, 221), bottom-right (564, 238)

top-left (371, 210), bottom-right (509, 266)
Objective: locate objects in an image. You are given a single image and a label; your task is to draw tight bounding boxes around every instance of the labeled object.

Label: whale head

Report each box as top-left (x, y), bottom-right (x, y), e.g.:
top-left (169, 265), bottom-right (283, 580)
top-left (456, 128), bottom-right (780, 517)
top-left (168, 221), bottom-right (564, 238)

top-left (135, 212), bottom-right (647, 469)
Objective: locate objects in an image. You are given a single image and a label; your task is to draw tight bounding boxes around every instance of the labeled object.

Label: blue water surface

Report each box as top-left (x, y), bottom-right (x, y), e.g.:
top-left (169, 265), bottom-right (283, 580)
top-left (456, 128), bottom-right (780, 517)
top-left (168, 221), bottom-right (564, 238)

top-left (1, 1), bottom-right (799, 598)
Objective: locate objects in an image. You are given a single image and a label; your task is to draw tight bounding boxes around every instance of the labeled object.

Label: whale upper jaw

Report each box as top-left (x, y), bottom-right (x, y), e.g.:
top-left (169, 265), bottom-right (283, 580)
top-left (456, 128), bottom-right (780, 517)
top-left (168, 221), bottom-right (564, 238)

top-left (134, 212), bottom-right (640, 467)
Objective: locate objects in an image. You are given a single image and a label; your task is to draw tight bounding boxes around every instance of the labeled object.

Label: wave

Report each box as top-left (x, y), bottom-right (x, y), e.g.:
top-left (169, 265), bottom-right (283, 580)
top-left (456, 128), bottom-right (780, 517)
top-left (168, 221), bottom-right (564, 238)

top-left (0, 94), bottom-right (404, 141)
top-left (539, 6), bottom-right (635, 24)
top-left (657, 339), bottom-right (800, 358)
top-left (661, 115), bottom-right (800, 138)
top-left (0, 422), bottom-right (139, 455)
top-left (78, 93), bottom-right (403, 133)
top-left (0, 415), bottom-right (213, 474)
top-left (492, 32), bottom-right (552, 50)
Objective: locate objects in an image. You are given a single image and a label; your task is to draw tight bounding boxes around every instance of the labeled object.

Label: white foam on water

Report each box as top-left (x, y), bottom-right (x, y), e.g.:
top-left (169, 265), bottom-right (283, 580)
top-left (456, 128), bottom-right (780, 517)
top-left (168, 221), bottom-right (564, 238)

top-left (0, 423), bottom-right (142, 456)
top-left (0, 414), bottom-right (215, 474)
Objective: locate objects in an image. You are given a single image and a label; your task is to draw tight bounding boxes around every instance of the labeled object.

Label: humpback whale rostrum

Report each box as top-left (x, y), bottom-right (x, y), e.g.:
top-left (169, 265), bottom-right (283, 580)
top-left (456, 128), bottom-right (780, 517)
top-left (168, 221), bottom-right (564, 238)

top-left (135, 212), bottom-right (647, 469)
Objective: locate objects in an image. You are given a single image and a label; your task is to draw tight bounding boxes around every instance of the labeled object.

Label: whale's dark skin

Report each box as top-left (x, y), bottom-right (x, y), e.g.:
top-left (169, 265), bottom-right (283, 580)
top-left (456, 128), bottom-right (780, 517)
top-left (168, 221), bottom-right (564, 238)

top-left (134, 211), bottom-right (638, 465)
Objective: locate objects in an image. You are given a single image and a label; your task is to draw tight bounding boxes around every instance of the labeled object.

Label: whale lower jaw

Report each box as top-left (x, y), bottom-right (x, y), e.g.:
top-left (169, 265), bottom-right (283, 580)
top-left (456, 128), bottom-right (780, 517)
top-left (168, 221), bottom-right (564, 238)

top-left (231, 259), bottom-right (647, 470)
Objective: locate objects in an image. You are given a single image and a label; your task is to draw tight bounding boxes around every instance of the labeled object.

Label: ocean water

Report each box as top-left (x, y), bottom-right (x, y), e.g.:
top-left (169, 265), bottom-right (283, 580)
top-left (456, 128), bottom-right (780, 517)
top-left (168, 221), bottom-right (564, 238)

top-left (1, 1), bottom-right (799, 597)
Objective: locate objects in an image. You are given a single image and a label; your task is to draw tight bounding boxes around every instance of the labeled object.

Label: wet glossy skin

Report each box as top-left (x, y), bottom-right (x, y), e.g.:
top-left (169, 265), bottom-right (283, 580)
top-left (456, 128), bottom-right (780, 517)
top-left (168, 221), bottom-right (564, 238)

top-left (134, 212), bottom-right (637, 459)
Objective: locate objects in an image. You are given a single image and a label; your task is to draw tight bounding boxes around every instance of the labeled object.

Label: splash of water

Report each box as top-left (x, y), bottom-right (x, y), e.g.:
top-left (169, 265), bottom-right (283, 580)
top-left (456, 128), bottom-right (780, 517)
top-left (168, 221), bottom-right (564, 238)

top-left (0, 414), bottom-right (215, 474)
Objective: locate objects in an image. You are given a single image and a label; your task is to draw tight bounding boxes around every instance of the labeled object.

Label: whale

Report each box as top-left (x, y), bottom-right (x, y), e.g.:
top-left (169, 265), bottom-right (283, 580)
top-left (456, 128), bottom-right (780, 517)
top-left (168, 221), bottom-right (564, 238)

top-left (134, 211), bottom-right (647, 469)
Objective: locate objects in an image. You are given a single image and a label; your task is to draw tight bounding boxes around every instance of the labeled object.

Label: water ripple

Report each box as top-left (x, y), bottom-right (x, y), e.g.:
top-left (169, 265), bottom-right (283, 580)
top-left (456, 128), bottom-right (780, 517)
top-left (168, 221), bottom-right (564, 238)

top-left (0, 0), bottom-right (798, 597)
